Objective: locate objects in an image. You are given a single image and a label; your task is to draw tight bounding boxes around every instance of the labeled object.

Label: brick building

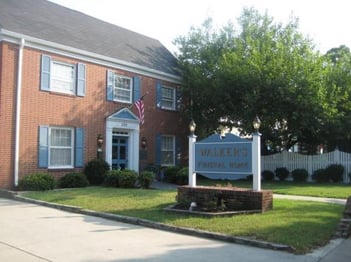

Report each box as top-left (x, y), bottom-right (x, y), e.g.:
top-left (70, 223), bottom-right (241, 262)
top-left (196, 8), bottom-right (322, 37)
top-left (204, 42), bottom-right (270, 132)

top-left (0, 0), bottom-right (187, 189)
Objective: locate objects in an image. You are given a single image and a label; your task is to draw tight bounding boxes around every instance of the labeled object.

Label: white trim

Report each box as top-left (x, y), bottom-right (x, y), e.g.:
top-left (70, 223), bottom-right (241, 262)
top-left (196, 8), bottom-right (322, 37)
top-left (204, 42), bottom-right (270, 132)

top-left (112, 74), bottom-right (133, 104)
top-left (14, 38), bottom-right (25, 186)
top-left (48, 127), bottom-right (74, 169)
top-left (160, 135), bottom-right (176, 166)
top-left (0, 29), bottom-right (182, 84)
top-left (106, 108), bottom-right (140, 172)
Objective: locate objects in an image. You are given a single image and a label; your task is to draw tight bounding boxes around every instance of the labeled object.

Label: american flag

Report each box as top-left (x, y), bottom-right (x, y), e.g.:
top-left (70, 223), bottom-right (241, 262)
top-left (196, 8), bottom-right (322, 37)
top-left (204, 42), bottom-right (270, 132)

top-left (134, 97), bottom-right (145, 125)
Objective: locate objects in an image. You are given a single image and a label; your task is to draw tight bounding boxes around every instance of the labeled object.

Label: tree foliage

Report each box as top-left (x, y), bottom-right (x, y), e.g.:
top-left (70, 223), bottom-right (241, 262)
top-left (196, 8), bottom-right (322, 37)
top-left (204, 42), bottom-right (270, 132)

top-left (175, 8), bottom-right (350, 153)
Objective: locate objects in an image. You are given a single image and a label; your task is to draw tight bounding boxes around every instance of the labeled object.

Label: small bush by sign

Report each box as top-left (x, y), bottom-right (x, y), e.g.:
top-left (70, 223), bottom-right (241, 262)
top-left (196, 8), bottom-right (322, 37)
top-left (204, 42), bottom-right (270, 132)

top-left (275, 167), bottom-right (289, 181)
top-left (326, 164), bottom-right (344, 183)
top-left (312, 168), bottom-right (329, 183)
top-left (18, 173), bottom-right (55, 191)
top-left (163, 166), bottom-right (181, 183)
top-left (262, 170), bottom-right (275, 181)
top-left (176, 167), bottom-right (189, 185)
top-left (291, 168), bottom-right (309, 182)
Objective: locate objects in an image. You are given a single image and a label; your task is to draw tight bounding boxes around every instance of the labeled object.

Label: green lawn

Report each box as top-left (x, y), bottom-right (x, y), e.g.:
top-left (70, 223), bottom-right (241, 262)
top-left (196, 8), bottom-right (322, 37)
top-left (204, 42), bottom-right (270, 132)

top-left (197, 178), bottom-right (351, 199)
top-left (24, 185), bottom-right (346, 254)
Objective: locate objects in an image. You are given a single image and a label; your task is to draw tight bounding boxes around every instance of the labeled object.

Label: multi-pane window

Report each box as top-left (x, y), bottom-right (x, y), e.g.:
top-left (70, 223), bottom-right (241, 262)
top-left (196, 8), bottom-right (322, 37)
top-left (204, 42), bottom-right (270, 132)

top-left (51, 61), bottom-right (75, 94)
top-left (49, 127), bottom-right (73, 168)
top-left (161, 135), bottom-right (175, 165)
top-left (40, 55), bottom-right (86, 96)
top-left (161, 86), bottom-right (176, 110)
top-left (113, 75), bottom-right (132, 103)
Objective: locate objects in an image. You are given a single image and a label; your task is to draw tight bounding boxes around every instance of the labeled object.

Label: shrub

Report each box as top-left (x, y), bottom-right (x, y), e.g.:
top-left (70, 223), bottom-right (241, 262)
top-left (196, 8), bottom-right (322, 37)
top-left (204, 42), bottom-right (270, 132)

top-left (18, 173), bottom-right (55, 191)
top-left (275, 167), bottom-right (289, 181)
top-left (312, 168), bottom-right (329, 183)
top-left (138, 171), bottom-right (155, 189)
top-left (163, 166), bottom-right (181, 183)
top-left (176, 167), bottom-right (188, 185)
top-left (118, 169), bottom-right (137, 188)
top-left (262, 170), bottom-right (275, 181)
top-left (326, 164), bottom-right (344, 183)
top-left (58, 173), bottom-right (89, 188)
top-left (84, 159), bottom-right (110, 185)
top-left (291, 168), bottom-right (309, 182)
top-left (103, 170), bottom-right (120, 187)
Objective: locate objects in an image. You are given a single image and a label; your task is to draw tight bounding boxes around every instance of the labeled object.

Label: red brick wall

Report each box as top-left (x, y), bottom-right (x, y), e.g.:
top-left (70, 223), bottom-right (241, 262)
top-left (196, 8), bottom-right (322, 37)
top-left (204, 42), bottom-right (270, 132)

top-left (0, 42), bottom-right (18, 188)
top-left (0, 42), bottom-right (187, 189)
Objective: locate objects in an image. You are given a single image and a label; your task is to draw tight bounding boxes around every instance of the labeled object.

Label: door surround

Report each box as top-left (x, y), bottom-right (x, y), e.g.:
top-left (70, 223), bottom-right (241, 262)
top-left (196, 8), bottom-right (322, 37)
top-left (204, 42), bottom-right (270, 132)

top-left (105, 108), bottom-right (140, 172)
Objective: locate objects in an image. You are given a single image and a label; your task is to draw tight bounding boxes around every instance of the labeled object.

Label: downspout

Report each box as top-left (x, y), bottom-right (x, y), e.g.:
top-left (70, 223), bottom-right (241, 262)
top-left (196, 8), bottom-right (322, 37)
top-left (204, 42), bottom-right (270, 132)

top-left (14, 38), bottom-right (25, 187)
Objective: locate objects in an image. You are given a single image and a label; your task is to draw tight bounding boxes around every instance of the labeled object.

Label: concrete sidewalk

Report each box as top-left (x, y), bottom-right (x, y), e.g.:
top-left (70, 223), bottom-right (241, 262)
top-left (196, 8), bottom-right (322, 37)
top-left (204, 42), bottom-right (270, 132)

top-left (1, 197), bottom-right (342, 262)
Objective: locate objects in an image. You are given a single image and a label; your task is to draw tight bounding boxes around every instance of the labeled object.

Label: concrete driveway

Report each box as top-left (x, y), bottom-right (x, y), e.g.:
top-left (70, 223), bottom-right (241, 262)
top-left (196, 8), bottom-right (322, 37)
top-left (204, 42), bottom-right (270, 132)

top-left (0, 198), bottom-right (346, 262)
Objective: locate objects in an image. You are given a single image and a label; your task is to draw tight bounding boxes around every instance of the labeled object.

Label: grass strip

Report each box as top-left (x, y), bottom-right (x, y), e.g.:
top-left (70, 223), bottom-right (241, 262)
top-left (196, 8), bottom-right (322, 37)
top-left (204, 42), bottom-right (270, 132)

top-left (24, 187), bottom-right (344, 253)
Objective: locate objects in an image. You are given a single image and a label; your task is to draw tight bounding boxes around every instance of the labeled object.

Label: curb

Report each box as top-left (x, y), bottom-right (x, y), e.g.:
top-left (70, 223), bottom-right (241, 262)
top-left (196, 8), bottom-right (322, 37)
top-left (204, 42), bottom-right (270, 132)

top-left (0, 190), bottom-right (294, 253)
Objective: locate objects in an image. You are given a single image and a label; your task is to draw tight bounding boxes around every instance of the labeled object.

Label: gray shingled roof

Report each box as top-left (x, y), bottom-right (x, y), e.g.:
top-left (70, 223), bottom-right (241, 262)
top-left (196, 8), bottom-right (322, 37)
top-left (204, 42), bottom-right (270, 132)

top-left (0, 0), bottom-right (179, 76)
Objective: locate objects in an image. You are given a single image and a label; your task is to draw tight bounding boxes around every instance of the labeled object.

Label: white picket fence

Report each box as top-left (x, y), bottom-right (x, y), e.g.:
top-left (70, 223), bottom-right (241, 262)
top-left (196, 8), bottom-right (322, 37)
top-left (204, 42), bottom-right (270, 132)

top-left (262, 149), bottom-right (351, 183)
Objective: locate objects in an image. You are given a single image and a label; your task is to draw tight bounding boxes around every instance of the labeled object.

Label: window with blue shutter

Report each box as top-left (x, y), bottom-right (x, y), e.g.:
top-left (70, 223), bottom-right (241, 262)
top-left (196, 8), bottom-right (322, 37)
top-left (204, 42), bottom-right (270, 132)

top-left (40, 55), bottom-right (51, 91)
top-left (155, 134), bottom-right (161, 166)
top-left (40, 54), bottom-right (86, 96)
top-left (106, 70), bottom-right (134, 103)
top-left (38, 126), bottom-right (84, 169)
top-left (75, 128), bottom-right (84, 167)
top-left (156, 82), bottom-right (162, 108)
top-left (38, 126), bottom-right (49, 168)
top-left (133, 76), bottom-right (141, 102)
top-left (176, 88), bottom-right (182, 111)
top-left (156, 82), bottom-right (178, 111)
top-left (106, 70), bottom-right (114, 101)
top-left (175, 136), bottom-right (182, 166)
top-left (77, 63), bottom-right (86, 96)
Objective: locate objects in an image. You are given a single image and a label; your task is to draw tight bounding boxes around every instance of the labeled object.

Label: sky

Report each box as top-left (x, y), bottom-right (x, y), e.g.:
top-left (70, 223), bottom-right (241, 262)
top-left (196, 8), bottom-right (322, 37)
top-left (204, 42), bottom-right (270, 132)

top-left (49, 0), bottom-right (351, 54)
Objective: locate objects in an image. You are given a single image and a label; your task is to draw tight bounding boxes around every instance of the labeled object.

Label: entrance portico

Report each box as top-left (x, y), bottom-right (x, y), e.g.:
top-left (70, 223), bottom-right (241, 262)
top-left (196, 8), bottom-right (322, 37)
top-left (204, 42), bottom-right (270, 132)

top-left (105, 108), bottom-right (140, 172)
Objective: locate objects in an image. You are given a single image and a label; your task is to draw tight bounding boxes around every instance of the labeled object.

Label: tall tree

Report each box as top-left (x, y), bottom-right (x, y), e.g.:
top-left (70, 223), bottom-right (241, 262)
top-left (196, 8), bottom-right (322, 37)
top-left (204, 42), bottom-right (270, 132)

top-left (323, 45), bottom-right (351, 151)
top-left (175, 8), bottom-right (333, 153)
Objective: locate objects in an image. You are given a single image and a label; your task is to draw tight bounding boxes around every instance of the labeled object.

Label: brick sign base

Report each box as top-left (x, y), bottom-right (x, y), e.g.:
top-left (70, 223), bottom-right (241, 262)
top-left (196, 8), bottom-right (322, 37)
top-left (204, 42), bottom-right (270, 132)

top-left (177, 186), bottom-right (273, 212)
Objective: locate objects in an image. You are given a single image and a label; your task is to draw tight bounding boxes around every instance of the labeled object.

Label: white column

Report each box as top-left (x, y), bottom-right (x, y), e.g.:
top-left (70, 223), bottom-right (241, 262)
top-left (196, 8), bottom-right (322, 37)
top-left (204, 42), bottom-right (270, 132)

top-left (188, 134), bottom-right (197, 187)
top-left (252, 133), bottom-right (261, 191)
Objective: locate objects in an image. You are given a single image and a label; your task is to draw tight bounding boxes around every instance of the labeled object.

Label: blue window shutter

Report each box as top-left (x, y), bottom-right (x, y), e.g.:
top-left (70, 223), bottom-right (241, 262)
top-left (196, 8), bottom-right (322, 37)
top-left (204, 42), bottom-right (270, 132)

top-left (156, 82), bottom-right (162, 108)
top-left (133, 76), bottom-right (141, 102)
top-left (176, 88), bottom-right (182, 111)
top-left (77, 63), bottom-right (86, 96)
top-left (40, 55), bottom-right (51, 91)
top-left (106, 70), bottom-right (114, 101)
top-left (175, 136), bottom-right (181, 166)
top-left (75, 128), bottom-right (84, 168)
top-left (38, 126), bottom-right (49, 168)
top-left (155, 134), bottom-right (161, 165)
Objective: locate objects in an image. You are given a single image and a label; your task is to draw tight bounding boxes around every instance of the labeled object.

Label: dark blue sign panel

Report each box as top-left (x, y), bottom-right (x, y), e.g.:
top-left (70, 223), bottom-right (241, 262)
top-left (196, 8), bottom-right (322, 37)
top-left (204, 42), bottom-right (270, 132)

top-left (194, 134), bottom-right (252, 174)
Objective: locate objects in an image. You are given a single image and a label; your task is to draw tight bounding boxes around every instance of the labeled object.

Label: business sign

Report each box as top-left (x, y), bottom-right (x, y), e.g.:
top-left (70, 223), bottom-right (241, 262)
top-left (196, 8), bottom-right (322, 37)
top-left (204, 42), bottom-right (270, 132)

top-left (194, 133), bottom-right (252, 174)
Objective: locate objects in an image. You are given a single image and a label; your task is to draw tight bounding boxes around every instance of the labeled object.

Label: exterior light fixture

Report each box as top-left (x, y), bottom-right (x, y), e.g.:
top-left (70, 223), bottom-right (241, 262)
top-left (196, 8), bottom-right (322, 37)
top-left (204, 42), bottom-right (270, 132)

top-left (189, 119), bottom-right (196, 135)
top-left (97, 134), bottom-right (104, 148)
top-left (252, 116), bottom-right (261, 133)
top-left (141, 136), bottom-right (147, 149)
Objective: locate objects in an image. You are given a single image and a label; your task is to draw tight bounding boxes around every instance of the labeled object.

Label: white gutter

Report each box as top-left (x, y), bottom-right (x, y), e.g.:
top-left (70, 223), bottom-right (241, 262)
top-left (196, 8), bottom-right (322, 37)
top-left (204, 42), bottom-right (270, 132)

top-left (14, 38), bottom-right (25, 186)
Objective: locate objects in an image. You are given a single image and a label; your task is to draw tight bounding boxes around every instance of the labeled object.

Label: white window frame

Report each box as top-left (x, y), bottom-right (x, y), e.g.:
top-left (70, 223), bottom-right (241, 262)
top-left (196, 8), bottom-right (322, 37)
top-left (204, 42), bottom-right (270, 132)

top-left (161, 135), bottom-right (175, 166)
top-left (113, 74), bottom-right (133, 103)
top-left (50, 61), bottom-right (76, 95)
top-left (48, 127), bottom-right (74, 169)
top-left (161, 86), bottom-right (176, 110)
